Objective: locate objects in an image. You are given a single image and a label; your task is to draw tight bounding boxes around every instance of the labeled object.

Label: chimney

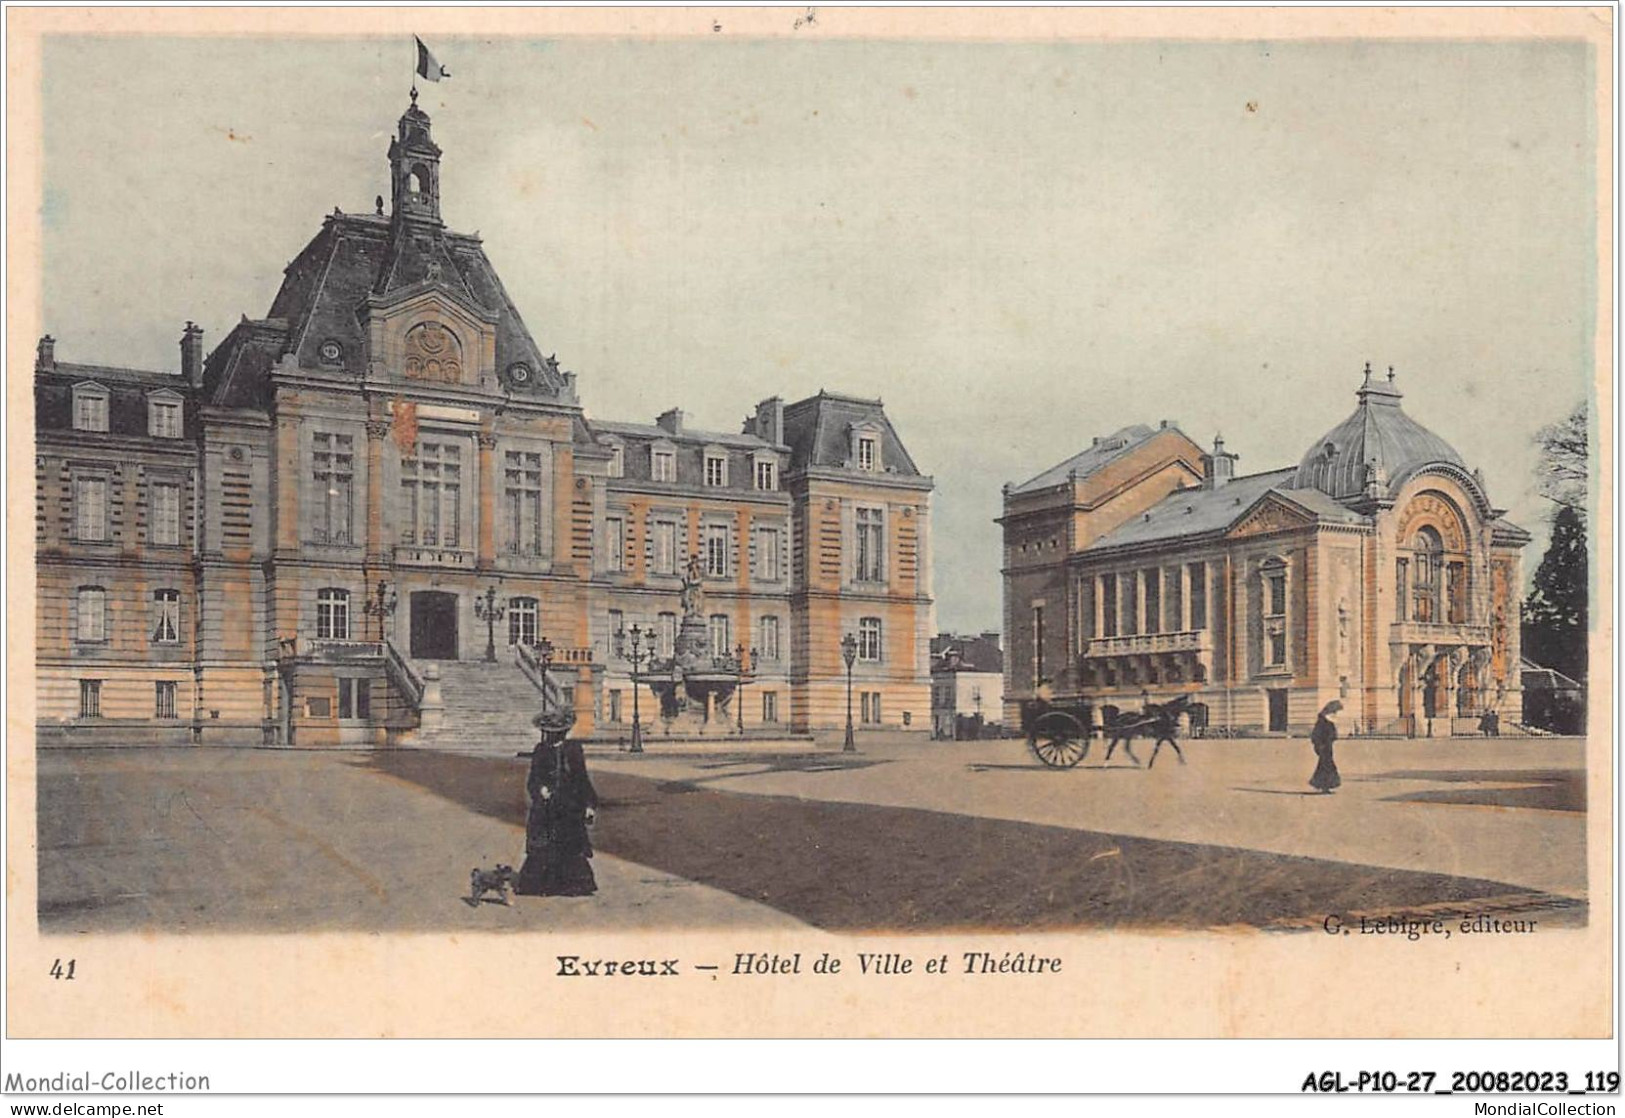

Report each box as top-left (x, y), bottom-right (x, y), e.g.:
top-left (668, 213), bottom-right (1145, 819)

top-left (35, 335), bottom-right (55, 372)
top-left (656, 407), bottom-right (684, 435)
top-left (1202, 433), bottom-right (1238, 490)
top-left (181, 322), bottom-right (205, 387)
top-left (753, 396), bottom-right (784, 444)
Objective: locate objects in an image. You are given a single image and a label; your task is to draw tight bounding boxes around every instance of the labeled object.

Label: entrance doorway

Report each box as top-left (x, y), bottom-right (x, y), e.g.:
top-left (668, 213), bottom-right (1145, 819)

top-left (410, 591), bottom-right (459, 659)
top-left (1266, 688), bottom-right (1289, 733)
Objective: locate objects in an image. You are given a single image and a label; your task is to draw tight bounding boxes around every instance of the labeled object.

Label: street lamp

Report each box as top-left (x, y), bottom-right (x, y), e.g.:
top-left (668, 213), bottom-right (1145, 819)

top-left (615, 623), bottom-right (648, 754)
top-left (840, 631), bottom-right (858, 752)
top-left (363, 579), bottom-right (398, 641)
top-left (473, 585), bottom-right (507, 663)
top-left (732, 643), bottom-right (757, 736)
top-left (533, 634), bottom-right (555, 715)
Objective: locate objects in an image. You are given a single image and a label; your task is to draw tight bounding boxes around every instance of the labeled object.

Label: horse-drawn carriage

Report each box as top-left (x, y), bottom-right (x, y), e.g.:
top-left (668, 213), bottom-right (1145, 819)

top-left (1020, 693), bottom-right (1207, 769)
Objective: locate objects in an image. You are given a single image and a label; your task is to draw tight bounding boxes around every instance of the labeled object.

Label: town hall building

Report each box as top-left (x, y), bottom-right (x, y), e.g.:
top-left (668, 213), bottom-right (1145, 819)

top-left (34, 95), bottom-right (934, 747)
top-left (1000, 368), bottom-right (1528, 736)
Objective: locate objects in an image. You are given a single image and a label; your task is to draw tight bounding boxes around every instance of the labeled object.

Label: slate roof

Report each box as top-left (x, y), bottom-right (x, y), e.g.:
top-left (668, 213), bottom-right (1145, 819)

top-left (1008, 423), bottom-right (1165, 496)
top-left (592, 419), bottom-right (781, 451)
top-left (1290, 369), bottom-right (1466, 500)
top-left (1086, 467), bottom-right (1370, 553)
top-left (932, 634), bottom-right (1004, 675)
top-left (780, 391), bottom-right (923, 476)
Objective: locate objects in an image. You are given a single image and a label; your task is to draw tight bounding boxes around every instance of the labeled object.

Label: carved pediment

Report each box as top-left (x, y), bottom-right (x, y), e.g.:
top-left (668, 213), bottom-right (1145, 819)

top-left (1228, 495), bottom-right (1314, 539)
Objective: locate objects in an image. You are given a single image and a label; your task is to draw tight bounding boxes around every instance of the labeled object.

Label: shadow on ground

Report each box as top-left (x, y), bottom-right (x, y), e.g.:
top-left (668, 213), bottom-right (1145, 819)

top-left (1364, 769), bottom-right (1584, 813)
top-left (366, 751), bottom-right (1584, 933)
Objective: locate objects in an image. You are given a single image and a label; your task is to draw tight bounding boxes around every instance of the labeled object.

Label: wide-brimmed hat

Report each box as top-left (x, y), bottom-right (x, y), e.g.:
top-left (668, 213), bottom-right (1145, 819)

top-left (531, 706), bottom-right (576, 734)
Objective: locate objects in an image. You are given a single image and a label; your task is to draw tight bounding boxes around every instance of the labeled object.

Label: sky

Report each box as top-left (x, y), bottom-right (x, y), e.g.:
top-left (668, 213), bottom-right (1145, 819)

top-left (37, 34), bottom-right (1598, 633)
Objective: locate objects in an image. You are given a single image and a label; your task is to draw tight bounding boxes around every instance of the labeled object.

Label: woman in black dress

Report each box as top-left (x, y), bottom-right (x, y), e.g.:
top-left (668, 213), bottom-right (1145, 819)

top-left (515, 709), bottom-right (600, 897)
top-left (1309, 700), bottom-right (1343, 794)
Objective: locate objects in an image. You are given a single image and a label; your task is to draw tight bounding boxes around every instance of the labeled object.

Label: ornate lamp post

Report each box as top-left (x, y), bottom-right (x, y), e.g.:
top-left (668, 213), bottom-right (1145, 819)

top-left (533, 634), bottom-right (555, 714)
top-left (615, 623), bottom-right (648, 754)
top-left (474, 585), bottom-right (507, 663)
top-left (733, 643), bottom-right (757, 736)
top-left (841, 631), bottom-right (858, 752)
top-left (363, 579), bottom-right (398, 641)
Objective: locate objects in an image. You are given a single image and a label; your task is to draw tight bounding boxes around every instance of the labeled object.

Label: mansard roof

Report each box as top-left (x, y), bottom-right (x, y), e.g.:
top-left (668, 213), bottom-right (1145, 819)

top-left (780, 390), bottom-right (923, 476)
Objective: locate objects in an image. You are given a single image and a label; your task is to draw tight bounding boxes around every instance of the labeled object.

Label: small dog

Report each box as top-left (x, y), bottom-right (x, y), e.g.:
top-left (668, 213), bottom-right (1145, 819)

top-left (467, 864), bottom-right (516, 907)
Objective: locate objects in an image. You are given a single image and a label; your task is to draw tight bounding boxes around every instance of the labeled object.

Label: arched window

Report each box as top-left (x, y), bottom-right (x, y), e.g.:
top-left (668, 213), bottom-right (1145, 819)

top-left (316, 588), bottom-right (350, 640)
top-left (1410, 527), bottom-right (1443, 623)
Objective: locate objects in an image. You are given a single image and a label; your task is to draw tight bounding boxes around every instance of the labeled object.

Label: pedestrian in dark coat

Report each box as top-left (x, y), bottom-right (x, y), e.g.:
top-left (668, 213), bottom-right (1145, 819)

top-left (1309, 700), bottom-right (1343, 794)
top-left (515, 708), bottom-right (600, 897)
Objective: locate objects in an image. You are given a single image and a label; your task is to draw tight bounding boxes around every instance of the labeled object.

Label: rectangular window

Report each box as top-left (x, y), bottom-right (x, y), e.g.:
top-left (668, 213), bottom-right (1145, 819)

top-left (653, 520), bottom-right (678, 575)
top-left (758, 615), bottom-right (781, 660)
top-left (402, 441), bottom-right (461, 548)
top-left (855, 507), bottom-right (885, 582)
top-left (1165, 568), bottom-right (1184, 631)
top-left (607, 444), bottom-right (624, 478)
top-left (1032, 605), bottom-right (1045, 682)
top-left (74, 476), bottom-right (108, 542)
top-left (149, 398), bottom-right (182, 439)
top-left (858, 437), bottom-right (877, 471)
top-left (1122, 573), bottom-right (1140, 635)
top-left (762, 691), bottom-right (779, 724)
top-left (755, 527), bottom-right (781, 581)
top-left (861, 691), bottom-right (882, 724)
top-left (311, 433), bottom-right (354, 545)
top-left (155, 681), bottom-right (177, 719)
top-left (755, 460), bottom-right (775, 491)
top-left (1188, 564), bottom-right (1207, 631)
top-left (508, 597), bottom-right (538, 646)
top-left (150, 481), bottom-right (181, 546)
top-left (657, 612), bottom-right (677, 659)
top-left (709, 614), bottom-right (732, 661)
top-left (79, 679), bottom-right (102, 719)
top-left (1268, 631), bottom-right (1287, 668)
top-left (704, 455), bottom-right (727, 487)
top-left (1447, 562), bottom-right (1467, 625)
top-left (1267, 572), bottom-right (1287, 617)
top-left (652, 450), bottom-right (676, 483)
top-left (77, 587), bottom-right (106, 642)
top-left (503, 450), bottom-right (545, 556)
top-left (152, 589), bottom-right (180, 643)
top-left (858, 616), bottom-right (882, 662)
top-left (74, 392), bottom-right (108, 433)
top-left (609, 609), bottom-right (624, 645)
top-left (605, 517), bottom-right (625, 572)
top-left (1101, 573), bottom-right (1118, 637)
top-left (338, 678), bottom-right (356, 719)
top-left (317, 588), bottom-right (350, 641)
top-left (705, 525), bottom-right (729, 578)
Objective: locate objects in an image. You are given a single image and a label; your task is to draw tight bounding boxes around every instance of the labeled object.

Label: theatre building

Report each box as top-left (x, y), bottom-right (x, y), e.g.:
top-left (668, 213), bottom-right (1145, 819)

top-left (34, 97), bottom-right (933, 747)
top-left (1000, 368), bottom-right (1528, 735)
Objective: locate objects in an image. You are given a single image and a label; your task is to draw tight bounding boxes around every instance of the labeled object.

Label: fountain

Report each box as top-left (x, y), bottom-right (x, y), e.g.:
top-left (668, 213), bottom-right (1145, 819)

top-left (641, 555), bottom-right (748, 736)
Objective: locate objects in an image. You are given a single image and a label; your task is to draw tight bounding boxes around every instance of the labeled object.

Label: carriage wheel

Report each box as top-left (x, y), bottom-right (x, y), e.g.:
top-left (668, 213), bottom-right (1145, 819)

top-left (1029, 712), bottom-right (1088, 768)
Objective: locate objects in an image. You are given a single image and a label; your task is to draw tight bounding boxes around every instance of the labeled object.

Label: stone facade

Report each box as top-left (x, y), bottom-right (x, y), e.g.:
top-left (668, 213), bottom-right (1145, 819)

top-left (34, 98), bottom-right (933, 746)
top-left (1000, 369), bottom-right (1528, 736)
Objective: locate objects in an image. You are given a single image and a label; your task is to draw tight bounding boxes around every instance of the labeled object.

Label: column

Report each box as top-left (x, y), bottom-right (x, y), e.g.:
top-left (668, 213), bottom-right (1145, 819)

top-left (364, 419), bottom-right (390, 565)
top-left (476, 431), bottom-right (498, 567)
top-left (1180, 563), bottom-right (1192, 631)
top-left (1093, 574), bottom-right (1105, 639)
top-left (1134, 569), bottom-right (1147, 637)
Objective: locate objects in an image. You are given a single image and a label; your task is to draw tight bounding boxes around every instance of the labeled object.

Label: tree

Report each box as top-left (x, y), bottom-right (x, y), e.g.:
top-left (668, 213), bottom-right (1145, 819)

top-left (1522, 502), bottom-right (1587, 685)
top-left (1533, 403), bottom-right (1588, 513)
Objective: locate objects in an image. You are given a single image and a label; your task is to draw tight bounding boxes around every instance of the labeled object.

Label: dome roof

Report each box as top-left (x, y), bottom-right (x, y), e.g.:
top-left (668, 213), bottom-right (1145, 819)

top-left (1291, 366), bottom-right (1466, 500)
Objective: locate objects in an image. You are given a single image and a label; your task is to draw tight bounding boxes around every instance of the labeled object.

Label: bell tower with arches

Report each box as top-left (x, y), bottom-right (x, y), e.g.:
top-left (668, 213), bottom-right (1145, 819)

top-left (389, 90), bottom-right (443, 224)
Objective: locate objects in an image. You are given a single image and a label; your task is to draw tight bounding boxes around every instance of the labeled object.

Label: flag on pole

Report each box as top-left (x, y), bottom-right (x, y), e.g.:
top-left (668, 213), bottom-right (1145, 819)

top-left (415, 36), bottom-right (450, 82)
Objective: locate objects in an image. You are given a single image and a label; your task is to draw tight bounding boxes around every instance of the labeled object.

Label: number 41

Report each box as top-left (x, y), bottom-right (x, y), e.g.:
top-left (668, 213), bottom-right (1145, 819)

top-left (49, 958), bottom-right (75, 980)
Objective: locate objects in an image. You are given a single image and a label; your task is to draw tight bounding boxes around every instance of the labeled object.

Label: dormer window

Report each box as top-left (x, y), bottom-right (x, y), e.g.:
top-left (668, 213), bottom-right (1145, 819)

top-left (704, 448), bottom-right (728, 487)
top-left (651, 443), bottom-right (676, 483)
top-left (148, 392), bottom-right (183, 439)
top-left (72, 383), bottom-right (109, 433)
top-left (858, 436), bottom-right (877, 471)
top-left (754, 455), bottom-right (777, 491)
top-left (604, 440), bottom-right (625, 478)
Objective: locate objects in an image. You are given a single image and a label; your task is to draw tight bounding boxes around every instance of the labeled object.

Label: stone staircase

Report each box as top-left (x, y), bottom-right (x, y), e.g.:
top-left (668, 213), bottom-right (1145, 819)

top-left (403, 656), bottom-right (545, 753)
